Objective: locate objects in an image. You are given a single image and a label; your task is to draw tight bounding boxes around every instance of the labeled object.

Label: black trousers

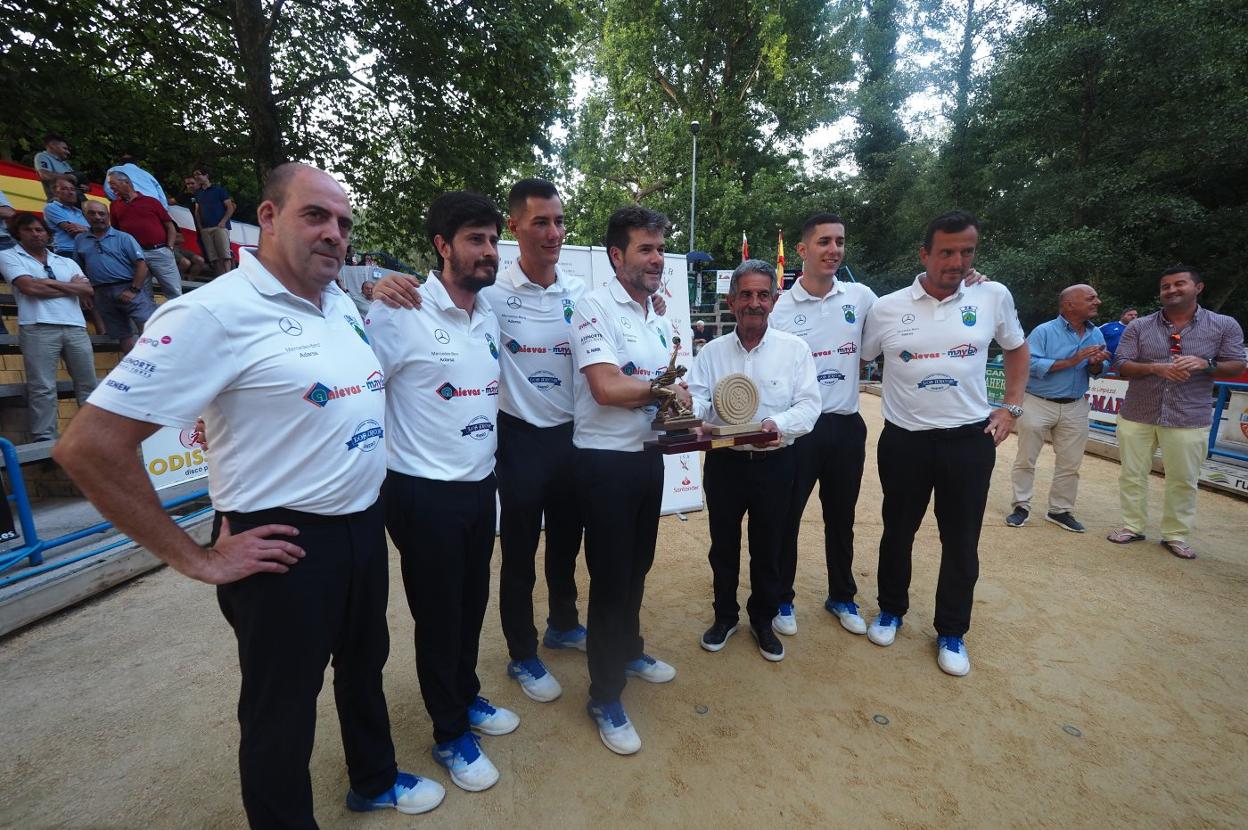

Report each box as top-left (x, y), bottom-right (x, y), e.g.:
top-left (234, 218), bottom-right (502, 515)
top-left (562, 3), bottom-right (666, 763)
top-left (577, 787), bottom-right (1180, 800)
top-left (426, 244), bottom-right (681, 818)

top-left (213, 501), bottom-right (396, 830)
top-left (704, 447), bottom-right (795, 629)
top-left (384, 471), bottom-right (497, 744)
top-left (780, 411), bottom-right (867, 605)
top-left (496, 411), bottom-right (583, 660)
top-left (575, 448), bottom-right (664, 703)
top-left (876, 420), bottom-right (995, 638)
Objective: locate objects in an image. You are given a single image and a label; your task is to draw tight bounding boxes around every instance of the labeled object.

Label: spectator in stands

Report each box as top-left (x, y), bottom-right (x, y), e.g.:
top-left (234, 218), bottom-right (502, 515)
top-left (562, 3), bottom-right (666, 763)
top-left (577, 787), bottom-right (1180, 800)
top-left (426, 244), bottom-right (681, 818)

top-left (0, 191), bottom-right (16, 251)
top-left (1100, 308), bottom-right (1138, 361)
top-left (174, 231), bottom-right (206, 279)
top-left (75, 200), bottom-right (155, 353)
top-left (43, 176), bottom-right (89, 256)
top-left (192, 168), bottom-right (236, 276)
top-left (103, 154), bottom-right (170, 207)
top-left (33, 133), bottom-right (86, 200)
top-left (107, 170), bottom-right (182, 298)
top-left (346, 244), bottom-right (360, 265)
top-left (0, 213), bottom-right (97, 440)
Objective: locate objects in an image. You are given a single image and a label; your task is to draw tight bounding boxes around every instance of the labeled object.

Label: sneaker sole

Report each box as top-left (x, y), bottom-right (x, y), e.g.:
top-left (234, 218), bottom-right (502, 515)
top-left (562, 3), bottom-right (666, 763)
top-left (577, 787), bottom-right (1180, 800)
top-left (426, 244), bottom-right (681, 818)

top-left (938, 656), bottom-right (970, 677)
top-left (750, 630), bottom-right (785, 662)
top-left (395, 789), bottom-right (446, 815)
top-left (513, 680), bottom-right (561, 703)
top-left (1004, 515), bottom-right (1029, 527)
top-left (347, 790), bottom-right (445, 816)
top-left (867, 628), bottom-right (898, 647)
top-left (835, 615), bottom-right (868, 635)
top-left (1044, 514), bottom-right (1085, 533)
top-left (448, 770), bottom-right (498, 792)
top-left (625, 667), bottom-right (676, 683)
top-left (771, 618), bottom-right (797, 636)
top-left (469, 715), bottom-right (520, 737)
top-left (598, 729), bottom-right (641, 755)
top-left (700, 624), bottom-right (738, 652)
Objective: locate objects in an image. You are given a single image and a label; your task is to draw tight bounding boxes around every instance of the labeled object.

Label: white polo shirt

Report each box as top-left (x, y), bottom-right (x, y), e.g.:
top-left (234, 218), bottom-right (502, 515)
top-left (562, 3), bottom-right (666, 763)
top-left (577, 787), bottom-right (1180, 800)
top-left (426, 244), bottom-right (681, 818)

top-left (0, 246), bottom-right (88, 327)
top-left (771, 277), bottom-right (877, 415)
top-left (687, 327), bottom-right (820, 450)
top-left (365, 273), bottom-right (500, 482)
top-left (87, 248), bottom-right (387, 515)
top-left (571, 279), bottom-right (674, 452)
top-left (482, 259), bottom-right (585, 427)
top-left (863, 275), bottom-right (1026, 431)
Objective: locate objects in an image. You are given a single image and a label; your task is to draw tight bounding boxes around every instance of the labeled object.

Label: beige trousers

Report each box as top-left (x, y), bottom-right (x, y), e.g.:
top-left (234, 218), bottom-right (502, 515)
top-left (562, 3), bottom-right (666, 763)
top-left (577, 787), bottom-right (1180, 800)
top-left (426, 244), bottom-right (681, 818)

top-left (1116, 417), bottom-right (1208, 542)
top-left (1011, 392), bottom-right (1090, 513)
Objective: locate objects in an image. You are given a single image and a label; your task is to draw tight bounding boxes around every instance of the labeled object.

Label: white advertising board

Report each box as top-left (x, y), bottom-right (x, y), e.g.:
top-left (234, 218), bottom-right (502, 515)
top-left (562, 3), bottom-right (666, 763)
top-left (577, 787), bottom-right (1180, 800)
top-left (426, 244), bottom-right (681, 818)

top-left (1223, 391), bottom-right (1248, 449)
top-left (1086, 377), bottom-right (1129, 424)
top-left (498, 241), bottom-right (702, 514)
top-left (140, 425), bottom-right (209, 492)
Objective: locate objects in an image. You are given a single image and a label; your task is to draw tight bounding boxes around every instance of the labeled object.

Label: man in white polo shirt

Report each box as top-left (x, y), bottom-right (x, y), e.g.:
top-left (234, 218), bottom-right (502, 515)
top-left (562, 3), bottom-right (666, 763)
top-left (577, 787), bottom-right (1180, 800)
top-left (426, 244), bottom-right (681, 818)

top-left (572, 205), bottom-right (688, 755)
top-left (861, 209), bottom-right (1028, 677)
top-left (689, 259), bottom-right (819, 662)
top-left (365, 191), bottom-right (519, 795)
top-left (54, 163), bottom-right (444, 826)
top-left (770, 212), bottom-right (878, 638)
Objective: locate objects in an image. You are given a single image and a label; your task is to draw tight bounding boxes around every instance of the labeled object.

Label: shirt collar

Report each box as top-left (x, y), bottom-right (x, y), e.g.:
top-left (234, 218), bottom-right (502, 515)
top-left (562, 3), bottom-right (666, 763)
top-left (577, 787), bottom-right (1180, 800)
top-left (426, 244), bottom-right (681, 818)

top-left (908, 273), bottom-right (964, 303)
top-left (791, 276), bottom-right (844, 302)
top-left (238, 247), bottom-right (345, 306)
top-left (502, 258), bottom-right (567, 293)
top-left (425, 271), bottom-right (495, 322)
top-left (732, 324), bottom-right (772, 353)
top-left (1158, 305), bottom-right (1207, 328)
top-left (608, 277), bottom-right (652, 316)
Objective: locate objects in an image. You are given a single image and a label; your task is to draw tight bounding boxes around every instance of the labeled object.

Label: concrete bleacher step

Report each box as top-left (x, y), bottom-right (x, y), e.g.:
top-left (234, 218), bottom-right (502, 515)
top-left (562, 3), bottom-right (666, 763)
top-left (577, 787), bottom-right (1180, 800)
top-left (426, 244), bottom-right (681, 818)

top-left (0, 437), bottom-right (56, 469)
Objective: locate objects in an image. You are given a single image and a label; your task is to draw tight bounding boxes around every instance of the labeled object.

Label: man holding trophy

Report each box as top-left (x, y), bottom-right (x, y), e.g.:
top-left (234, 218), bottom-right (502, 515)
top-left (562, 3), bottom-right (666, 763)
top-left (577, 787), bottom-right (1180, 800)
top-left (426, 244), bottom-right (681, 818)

top-left (687, 260), bottom-right (820, 661)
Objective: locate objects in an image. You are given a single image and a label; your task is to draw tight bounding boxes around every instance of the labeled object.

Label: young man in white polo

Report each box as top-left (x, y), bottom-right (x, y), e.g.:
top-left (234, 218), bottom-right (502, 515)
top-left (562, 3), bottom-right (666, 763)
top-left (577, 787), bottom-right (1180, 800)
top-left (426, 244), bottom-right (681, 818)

top-left (56, 163), bottom-right (443, 826)
top-left (861, 209), bottom-right (1029, 677)
top-left (366, 191), bottom-right (519, 794)
top-left (571, 205), bottom-right (688, 755)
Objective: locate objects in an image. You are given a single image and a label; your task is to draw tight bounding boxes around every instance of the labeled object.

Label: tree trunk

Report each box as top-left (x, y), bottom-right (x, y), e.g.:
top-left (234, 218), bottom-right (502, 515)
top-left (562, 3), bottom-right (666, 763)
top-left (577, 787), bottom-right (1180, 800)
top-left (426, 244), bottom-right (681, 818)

top-left (228, 0), bottom-right (286, 188)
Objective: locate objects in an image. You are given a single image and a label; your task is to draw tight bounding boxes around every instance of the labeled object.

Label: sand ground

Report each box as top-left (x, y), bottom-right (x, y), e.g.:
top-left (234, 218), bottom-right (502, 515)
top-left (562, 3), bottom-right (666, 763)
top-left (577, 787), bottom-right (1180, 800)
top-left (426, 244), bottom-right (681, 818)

top-left (2, 393), bottom-right (1246, 830)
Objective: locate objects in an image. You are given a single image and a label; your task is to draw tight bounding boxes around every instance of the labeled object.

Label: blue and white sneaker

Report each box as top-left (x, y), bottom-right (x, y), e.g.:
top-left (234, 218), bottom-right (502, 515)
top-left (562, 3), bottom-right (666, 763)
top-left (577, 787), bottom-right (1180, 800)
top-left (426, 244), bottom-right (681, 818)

top-left (866, 612), bottom-right (903, 647)
top-left (507, 656), bottom-right (562, 702)
top-left (346, 770), bottom-right (445, 815)
top-left (543, 624), bottom-right (588, 651)
top-left (825, 599), bottom-right (867, 635)
top-left (624, 653), bottom-right (676, 683)
top-left (467, 696), bottom-right (520, 735)
top-left (772, 602), bottom-right (797, 636)
top-left (587, 699), bottom-right (641, 755)
top-left (432, 733), bottom-right (499, 792)
top-left (937, 635), bottom-right (970, 676)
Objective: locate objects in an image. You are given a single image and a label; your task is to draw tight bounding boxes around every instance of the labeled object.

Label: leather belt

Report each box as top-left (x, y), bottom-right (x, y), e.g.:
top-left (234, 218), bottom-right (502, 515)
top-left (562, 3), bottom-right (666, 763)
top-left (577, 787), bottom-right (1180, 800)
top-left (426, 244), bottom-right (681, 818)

top-left (141, 243), bottom-right (168, 251)
top-left (1038, 395), bottom-right (1080, 404)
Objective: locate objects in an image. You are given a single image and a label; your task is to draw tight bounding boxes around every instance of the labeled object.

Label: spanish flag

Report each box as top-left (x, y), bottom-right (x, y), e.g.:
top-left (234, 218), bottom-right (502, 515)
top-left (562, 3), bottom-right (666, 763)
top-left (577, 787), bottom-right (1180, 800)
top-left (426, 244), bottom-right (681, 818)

top-left (741, 231), bottom-right (749, 261)
top-left (776, 230), bottom-right (785, 292)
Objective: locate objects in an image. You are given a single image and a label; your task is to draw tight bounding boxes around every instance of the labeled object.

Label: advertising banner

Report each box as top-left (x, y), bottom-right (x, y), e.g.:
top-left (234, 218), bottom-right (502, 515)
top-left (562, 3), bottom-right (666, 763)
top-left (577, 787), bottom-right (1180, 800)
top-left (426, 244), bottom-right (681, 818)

top-left (1223, 391), bottom-right (1248, 449)
top-left (1086, 377), bottom-right (1129, 424)
top-left (140, 426), bottom-right (209, 492)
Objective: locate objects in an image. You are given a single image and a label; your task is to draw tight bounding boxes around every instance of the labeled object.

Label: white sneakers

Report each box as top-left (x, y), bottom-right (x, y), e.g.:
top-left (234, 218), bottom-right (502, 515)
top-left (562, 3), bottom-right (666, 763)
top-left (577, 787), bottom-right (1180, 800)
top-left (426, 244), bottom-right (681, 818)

top-left (936, 636), bottom-right (971, 676)
top-left (772, 602), bottom-right (798, 636)
top-left (825, 600), bottom-right (868, 635)
top-left (624, 654), bottom-right (676, 683)
top-left (507, 657), bottom-right (562, 703)
top-left (467, 697), bottom-right (520, 736)
top-left (432, 734), bottom-right (499, 792)
top-left (866, 613), bottom-right (903, 646)
top-left (587, 700), bottom-right (642, 755)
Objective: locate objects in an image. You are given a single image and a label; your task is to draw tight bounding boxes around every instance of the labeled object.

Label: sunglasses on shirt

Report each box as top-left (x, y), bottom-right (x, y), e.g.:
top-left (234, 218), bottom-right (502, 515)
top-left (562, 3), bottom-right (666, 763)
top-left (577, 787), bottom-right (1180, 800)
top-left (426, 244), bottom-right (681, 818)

top-left (1169, 332), bottom-right (1182, 354)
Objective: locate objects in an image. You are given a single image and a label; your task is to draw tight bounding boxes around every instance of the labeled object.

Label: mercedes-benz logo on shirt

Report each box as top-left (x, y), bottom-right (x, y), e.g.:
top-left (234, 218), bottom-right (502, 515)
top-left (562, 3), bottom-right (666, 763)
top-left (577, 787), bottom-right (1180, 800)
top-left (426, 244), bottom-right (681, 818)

top-left (620, 317), bottom-right (632, 329)
top-left (279, 317), bottom-right (303, 336)
top-left (506, 297), bottom-right (522, 309)
top-left (794, 314), bottom-right (807, 325)
top-left (902, 313), bottom-right (916, 325)
top-left (434, 329), bottom-right (451, 344)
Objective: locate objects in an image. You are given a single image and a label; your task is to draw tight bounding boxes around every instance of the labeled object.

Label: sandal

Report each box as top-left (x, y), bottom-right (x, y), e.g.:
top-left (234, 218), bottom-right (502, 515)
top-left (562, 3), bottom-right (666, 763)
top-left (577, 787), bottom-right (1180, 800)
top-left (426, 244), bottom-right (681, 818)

top-left (1106, 528), bottom-right (1146, 544)
top-left (1161, 540), bottom-right (1197, 560)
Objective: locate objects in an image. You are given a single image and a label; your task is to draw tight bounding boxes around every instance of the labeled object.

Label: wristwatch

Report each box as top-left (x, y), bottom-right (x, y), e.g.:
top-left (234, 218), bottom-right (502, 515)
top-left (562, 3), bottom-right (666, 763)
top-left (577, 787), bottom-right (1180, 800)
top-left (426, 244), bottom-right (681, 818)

top-left (1203, 358), bottom-right (1218, 374)
top-left (1002, 404), bottom-right (1024, 418)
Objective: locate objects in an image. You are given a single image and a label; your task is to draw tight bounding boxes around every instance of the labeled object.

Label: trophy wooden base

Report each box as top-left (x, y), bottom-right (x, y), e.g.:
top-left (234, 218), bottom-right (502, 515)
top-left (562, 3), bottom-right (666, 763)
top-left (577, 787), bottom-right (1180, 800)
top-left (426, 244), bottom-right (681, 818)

top-left (708, 422), bottom-right (762, 436)
top-left (643, 429), bottom-right (778, 455)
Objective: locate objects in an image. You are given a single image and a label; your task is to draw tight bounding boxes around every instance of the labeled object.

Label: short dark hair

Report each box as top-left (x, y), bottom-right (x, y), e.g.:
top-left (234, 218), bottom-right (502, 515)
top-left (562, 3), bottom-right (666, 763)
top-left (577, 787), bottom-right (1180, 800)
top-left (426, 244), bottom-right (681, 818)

top-left (53, 174), bottom-right (77, 189)
top-left (261, 162), bottom-right (305, 207)
top-left (192, 165), bottom-right (210, 178)
top-left (604, 205), bottom-right (669, 271)
top-left (1160, 264), bottom-right (1202, 284)
top-left (922, 209), bottom-right (980, 250)
top-left (43, 132), bottom-right (66, 145)
top-left (801, 212), bottom-right (846, 241)
top-left (9, 212), bottom-right (51, 237)
top-left (508, 178), bottom-right (560, 216)
top-left (426, 191), bottom-right (503, 267)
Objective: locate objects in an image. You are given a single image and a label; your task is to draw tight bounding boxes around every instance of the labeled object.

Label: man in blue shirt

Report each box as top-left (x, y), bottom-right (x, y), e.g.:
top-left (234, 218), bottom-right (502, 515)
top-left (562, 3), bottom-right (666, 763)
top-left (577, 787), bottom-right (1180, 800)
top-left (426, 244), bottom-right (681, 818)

top-left (1099, 307), bottom-right (1137, 360)
top-left (74, 200), bottom-right (155, 352)
top-left (1006, 284), bottom-right (1110, 532)
top-left (43, 176), bottom-right (89, 255)
top-left (192, 168), bottom-right (236, 276)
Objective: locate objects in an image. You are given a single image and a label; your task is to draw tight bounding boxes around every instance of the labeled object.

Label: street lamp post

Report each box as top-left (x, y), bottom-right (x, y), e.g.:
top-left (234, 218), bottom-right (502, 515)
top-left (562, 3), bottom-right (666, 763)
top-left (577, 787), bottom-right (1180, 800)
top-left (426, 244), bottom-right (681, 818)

top-left (689, 120), bottom-right (700, 307)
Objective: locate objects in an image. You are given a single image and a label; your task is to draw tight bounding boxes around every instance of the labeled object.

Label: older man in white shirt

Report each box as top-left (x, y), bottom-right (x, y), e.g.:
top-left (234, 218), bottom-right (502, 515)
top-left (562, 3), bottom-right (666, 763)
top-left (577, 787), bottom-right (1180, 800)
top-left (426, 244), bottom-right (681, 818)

top-left (688, 259), bottom-right (819, 662)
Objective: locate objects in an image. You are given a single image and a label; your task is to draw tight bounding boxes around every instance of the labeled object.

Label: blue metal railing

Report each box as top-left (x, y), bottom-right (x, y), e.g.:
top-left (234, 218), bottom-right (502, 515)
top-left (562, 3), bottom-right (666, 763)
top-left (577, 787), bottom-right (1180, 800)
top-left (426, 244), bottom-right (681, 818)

top-left (0, 437), bottom-right (210, 581)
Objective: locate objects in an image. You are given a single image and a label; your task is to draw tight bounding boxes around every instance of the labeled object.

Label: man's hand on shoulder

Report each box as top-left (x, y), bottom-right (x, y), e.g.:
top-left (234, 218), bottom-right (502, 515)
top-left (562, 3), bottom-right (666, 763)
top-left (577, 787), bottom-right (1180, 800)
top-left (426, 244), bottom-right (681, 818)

top-left (964, 269), bottom-right (990, 286)
top-left (653, 294), bottom-right (667, 316)
top-left (373, 274), bottom-right (423, 309)
top-left (193, 517), bottom-right (305, 585)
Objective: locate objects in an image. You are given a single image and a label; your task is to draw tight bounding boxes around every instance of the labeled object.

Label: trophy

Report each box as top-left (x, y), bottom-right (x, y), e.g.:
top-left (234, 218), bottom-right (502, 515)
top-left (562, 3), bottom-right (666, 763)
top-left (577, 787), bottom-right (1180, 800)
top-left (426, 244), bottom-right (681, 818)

top-left (650, 336), bottom-right (704, 442)
top-left (708, 373), bottom-right (762, 435)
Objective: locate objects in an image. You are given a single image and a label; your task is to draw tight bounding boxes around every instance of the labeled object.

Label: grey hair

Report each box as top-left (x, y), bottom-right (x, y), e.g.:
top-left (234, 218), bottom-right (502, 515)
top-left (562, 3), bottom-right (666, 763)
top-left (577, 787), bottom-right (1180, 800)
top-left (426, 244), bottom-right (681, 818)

top-left (728, 258), bottom-right (777, 296)
top-left (106, 170), bottom-right (132, 185)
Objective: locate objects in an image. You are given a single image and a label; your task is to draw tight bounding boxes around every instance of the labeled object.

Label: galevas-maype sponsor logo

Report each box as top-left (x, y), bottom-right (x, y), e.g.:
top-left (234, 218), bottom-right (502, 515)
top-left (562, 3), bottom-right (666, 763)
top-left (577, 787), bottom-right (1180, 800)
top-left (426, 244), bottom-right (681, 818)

top-left (837, 342), bottom-right (858, 355)
top-left (552, 341), bottom-right (572, 356)
top-left (899, 350), bottom-right (940, 363)
top-left (486, 380), bottom-right (500, 397)
top-left (946, 343), bottom-right (978, 359)
top-left (436, 382), bottom-right (483, 400)
top-left (303, 381), bottom-right (362, 407)
top-left (461, 415), bottom-right (495, 440)
top-left (365, 370), bottom-right (385, 392)
top-left (506, 339), bottom-right (547, 354)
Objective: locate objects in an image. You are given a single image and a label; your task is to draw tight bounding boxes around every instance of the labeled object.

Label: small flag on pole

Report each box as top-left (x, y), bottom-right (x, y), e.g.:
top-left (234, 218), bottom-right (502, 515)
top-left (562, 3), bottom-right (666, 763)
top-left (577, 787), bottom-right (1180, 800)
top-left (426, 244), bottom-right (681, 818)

top-left (776, 230), bottom-right (785, 292)
top-left (741, 232), bottom-right (749, 261)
